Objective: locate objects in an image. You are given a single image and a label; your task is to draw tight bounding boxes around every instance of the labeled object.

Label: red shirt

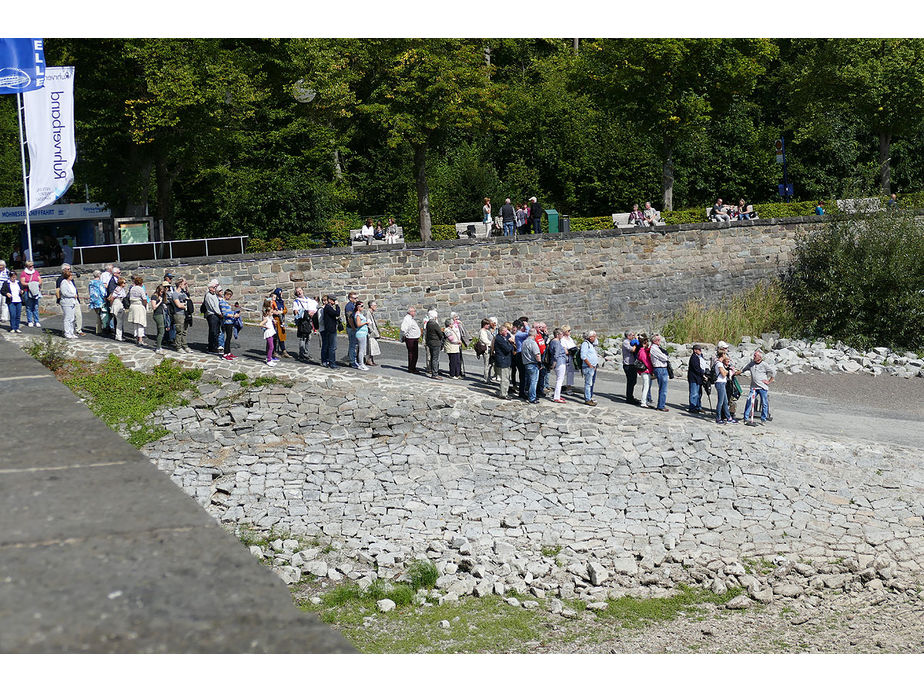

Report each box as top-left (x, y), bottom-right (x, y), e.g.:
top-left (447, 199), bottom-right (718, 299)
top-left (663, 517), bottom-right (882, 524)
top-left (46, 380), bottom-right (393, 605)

top-left (535, 333), bottom-right (546, 354)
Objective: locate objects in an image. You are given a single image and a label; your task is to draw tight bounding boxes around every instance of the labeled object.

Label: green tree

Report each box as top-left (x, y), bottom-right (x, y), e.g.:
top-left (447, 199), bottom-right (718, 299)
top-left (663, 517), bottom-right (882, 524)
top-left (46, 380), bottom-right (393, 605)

top-left (581, 38), bottom-right (776, 210)
top-left (294, 39), bottom-right (503, 241)
top-left (786, 39), bottom-right (924, 195)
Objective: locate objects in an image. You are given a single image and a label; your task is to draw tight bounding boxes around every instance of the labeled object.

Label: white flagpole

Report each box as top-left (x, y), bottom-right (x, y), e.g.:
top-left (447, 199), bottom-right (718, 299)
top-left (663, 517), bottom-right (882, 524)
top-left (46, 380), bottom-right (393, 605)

top-left (15, 91), bottom-right (34, 265)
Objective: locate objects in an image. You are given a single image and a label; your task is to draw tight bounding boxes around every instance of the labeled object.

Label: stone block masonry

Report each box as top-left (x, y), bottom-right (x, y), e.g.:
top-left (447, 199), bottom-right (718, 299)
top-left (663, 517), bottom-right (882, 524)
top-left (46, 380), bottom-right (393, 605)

top-left (47, 217), bottom-right (812, 334)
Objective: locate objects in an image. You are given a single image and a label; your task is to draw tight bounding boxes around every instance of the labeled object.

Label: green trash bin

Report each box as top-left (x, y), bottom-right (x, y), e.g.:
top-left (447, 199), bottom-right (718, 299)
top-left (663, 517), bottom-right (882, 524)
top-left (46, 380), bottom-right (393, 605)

top-left (545, 209), bottom-right (559, 233)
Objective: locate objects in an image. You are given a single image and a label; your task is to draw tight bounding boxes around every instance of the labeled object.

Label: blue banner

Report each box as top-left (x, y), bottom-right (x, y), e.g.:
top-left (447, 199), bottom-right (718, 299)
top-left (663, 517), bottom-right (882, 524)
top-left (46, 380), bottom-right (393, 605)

top-left (0, 38), bottom-right (45, 94)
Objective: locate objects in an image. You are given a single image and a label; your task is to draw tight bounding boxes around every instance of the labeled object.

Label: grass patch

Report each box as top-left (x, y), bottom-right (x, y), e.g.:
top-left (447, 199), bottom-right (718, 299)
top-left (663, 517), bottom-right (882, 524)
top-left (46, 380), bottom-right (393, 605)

top-left (541, 545), bottom-right (562, 558)
top-left (407, 560), bottom-right (439, 591)
top-left (231, 372), bottom-right (249, 384)
top-left (251, 375), bottom-right (292, 388)
top-left (61, 354), bottom-right (202, 447)
top-left (598, 585), bottom-right (743, 628)
top-left (661, 281), bottom-right (796, 346)
top-left (301, 594), bottom-right (553, 653)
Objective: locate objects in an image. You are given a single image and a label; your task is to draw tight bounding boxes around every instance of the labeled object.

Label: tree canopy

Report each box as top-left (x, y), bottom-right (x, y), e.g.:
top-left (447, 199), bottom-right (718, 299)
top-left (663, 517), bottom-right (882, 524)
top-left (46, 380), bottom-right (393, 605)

top-left (3, 38), bottom-right (924, 244)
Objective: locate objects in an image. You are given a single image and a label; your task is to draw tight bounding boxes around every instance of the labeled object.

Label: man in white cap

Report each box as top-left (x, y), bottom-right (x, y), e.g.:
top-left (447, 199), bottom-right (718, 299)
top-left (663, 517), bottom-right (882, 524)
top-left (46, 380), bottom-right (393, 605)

top-left (204, 279), bottom-right (223, 354)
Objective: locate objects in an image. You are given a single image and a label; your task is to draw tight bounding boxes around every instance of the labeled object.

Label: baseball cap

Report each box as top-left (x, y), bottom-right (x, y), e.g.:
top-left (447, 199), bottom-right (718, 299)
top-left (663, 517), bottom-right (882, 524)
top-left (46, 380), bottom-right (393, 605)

top-left (717, 340), bottom-right (729, 349)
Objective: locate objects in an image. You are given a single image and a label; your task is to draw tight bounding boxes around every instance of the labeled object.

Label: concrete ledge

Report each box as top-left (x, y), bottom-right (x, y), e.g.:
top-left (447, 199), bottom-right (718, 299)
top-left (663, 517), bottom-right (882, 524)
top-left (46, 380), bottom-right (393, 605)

top-left (0, 336), bottom-right (354, 653)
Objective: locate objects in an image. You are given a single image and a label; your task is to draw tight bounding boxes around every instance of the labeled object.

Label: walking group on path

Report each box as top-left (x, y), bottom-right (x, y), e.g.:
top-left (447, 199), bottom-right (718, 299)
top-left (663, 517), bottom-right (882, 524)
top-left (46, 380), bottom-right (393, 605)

top-left (1, 262), bottom-right (777, 427)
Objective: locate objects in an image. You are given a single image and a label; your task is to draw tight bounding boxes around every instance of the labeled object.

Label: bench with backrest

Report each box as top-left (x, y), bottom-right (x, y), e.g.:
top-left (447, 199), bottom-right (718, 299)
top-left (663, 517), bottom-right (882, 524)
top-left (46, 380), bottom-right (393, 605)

top-left (613, 211), bottom-right (665, 229)
top-left (351, 226), bottom-right (404, 247)
top-left (836, 197), bottom-right (882, 213)
top-left (455, 220), bottom-right (494, 239)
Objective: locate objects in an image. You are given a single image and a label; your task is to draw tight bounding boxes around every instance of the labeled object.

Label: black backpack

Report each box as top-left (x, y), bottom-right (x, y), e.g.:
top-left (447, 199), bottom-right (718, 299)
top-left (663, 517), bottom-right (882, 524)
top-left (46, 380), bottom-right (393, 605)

top-left (542, 341), bottom-right (554, 370)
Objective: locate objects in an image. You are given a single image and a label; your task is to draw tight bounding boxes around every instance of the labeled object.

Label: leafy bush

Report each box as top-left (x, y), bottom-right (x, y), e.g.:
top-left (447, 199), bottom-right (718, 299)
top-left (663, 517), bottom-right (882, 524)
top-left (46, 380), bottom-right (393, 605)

top-left (26, 332), bottom-right (70, 372)
top-left (566, 216), bottom-right (612, 232)
top-left (662, 209), bottom-right (705, 225)
top-left (781, 212), bottom-right (924, 351)
top-left (661, 281), bottom-right (796, 345)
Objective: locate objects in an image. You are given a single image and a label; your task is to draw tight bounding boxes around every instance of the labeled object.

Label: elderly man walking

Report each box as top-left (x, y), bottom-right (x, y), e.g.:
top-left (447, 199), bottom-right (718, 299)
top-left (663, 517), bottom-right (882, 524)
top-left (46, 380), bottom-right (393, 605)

top-left (741, 350), bottom-right (776, 425)
top-left (581, 331), bottom-right (600, 406)
top-left (401, 306), bottom-right (422, 374)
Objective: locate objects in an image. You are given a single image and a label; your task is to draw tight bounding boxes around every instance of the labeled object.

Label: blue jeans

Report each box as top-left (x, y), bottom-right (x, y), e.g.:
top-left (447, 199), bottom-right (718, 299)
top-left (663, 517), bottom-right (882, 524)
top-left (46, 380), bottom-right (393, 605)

top-left (688, 380), bottom-right (702, 410)
top-left (347, 328), bottom-right (358, 366)
top-left (503, 221), bottom-right (515, 236)
top-left (582, 365), bottom-right (597, 402)
top-left (532, 216), bottom-right (541, 234)
top-left (654, 367), bottom-right (669, 409)
top-left (538, 366), bottom-right (548, 395)
top-left (743, 387), bottom-right (770, 421)
top-left (24, 295), bottom-right (39, 324)
top-left (525, 362), bottom-right (540, 402)
top-left (8, 301), bottom-right (22, 330)
top-left (715, 382), bottom-right (730, 421)
top-left (321, 331), bottom-right (337, 366)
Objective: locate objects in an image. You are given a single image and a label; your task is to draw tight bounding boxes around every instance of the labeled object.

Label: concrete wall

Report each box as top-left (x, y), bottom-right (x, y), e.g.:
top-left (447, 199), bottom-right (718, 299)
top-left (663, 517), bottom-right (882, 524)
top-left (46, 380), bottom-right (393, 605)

top-left (45, 216), bottom-right (820, 334)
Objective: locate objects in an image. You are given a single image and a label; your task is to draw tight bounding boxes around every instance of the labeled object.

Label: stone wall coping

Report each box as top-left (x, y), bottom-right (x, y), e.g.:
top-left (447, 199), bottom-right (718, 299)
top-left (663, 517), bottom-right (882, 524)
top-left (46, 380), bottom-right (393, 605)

top-left (58, 213), bottom-right (836, 274)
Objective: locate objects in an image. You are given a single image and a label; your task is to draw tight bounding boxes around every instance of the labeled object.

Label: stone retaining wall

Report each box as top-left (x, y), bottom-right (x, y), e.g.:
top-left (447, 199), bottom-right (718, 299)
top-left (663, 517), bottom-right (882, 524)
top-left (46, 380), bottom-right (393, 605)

top-left (38, 216), bottom-right (820, 334)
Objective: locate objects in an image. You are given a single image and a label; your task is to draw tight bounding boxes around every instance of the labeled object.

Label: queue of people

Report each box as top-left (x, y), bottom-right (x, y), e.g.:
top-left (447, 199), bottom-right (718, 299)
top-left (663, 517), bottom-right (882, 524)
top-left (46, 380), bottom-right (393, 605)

top-left (2, 261), bottom-right (777, 425)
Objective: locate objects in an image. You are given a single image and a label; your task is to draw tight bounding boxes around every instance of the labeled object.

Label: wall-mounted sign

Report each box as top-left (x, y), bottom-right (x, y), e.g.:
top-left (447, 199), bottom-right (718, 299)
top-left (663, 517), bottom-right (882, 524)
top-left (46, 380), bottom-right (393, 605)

top-left (0, 202), bottom-right (110, 222)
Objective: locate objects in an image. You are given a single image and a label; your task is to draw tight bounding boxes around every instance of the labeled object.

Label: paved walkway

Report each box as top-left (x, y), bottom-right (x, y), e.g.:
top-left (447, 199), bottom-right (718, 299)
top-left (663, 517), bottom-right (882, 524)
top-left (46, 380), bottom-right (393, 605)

top-left (24, 312), bottom-right (924, 451)
top-left (0, 336), bottom-right (353, 652)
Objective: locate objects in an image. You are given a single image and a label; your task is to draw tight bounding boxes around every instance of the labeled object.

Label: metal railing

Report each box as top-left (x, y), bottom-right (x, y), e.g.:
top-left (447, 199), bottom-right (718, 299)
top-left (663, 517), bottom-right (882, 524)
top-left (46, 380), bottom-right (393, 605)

top-left (74, 236), bottom-right (248, 266)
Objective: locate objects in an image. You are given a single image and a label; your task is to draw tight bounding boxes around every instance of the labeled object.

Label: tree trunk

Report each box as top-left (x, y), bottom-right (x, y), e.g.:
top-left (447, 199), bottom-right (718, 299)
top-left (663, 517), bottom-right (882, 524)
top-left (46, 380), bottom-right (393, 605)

top-left (155, 159), bottom-right (178, 240)
top-left (878, 130), bottom-right (891, 195)
top-left (415, 143), bottom-right (432, 243)
top-left (662, 151), bottom-right (675, 212)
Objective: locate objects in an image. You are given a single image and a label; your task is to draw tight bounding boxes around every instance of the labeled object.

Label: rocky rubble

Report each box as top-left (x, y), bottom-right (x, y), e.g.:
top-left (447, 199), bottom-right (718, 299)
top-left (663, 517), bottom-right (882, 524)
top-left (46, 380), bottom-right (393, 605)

top-left (597, 333), bottom-right (923, 379)
top-left (7, 330), bottom-right (922, 613)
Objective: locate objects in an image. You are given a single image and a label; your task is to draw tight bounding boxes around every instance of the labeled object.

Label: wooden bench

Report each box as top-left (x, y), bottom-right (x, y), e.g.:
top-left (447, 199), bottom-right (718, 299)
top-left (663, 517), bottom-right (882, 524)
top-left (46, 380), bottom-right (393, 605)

top-left (836, 197), bottom-right (882, 213)
top-left (351, 227), bottom-right (404, 247)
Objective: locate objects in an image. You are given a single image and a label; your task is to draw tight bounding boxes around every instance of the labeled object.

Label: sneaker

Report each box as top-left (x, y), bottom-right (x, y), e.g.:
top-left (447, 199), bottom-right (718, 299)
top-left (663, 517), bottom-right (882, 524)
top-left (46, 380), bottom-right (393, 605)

top-left (584, 400), bottom-right (597, 407)
top-left (640, 402), bottom-right (648, 408)
top-left (553, 398), bottom-right (566, 404)
top-left (27, 322), bottom-right (34, 327)
top-left (267, 360), bottom-right (277, 367)
top-left (218, 347), bottom-right (224, 354)
top-left (226, 353), bottom-right (236, 359)
top-left (745, 421), bottom-right (758, 427)
top-left (728, 418), bottom-right (739, 424)
top-left (766, 415), bottom-right (773, 422)
top-left (155, 348), bottom-right (163, 354)
top-left (34, 322), bottom-right (41, 328)
top-left (716, 420), bottom-right (726, 424)
top-left (271, 358), bottom-right (280, 362)
top-left (358, 365), bottom-right (370, 371)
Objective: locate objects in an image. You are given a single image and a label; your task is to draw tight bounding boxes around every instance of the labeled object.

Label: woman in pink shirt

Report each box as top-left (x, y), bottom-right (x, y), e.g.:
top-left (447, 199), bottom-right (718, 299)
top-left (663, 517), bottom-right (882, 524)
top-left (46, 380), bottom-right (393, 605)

top-left (19, 261), bottom-right (42, 328)
top-left (637, 334), bottom-right (654, 407)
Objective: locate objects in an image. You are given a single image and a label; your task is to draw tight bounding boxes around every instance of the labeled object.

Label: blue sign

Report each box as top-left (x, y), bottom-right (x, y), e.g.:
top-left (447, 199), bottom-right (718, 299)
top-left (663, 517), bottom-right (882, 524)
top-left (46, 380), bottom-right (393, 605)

top-left (778, 183), bottom-right (794, 198)
top-left (0, 38), bottom-right (45, 94)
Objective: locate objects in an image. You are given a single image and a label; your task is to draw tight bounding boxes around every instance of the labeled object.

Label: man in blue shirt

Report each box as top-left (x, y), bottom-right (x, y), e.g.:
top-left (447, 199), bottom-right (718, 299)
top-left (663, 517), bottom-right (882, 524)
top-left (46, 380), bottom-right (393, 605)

top-left (580, 331), bottom-right (600, 406)
top-left (513, 321), bottom-right (530, 398)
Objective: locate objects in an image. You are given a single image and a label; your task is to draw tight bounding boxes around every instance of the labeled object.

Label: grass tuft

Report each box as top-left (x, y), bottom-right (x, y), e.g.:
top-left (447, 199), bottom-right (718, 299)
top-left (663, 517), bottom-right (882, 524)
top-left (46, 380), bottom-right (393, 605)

top-left (407, 560), bottom-right (440, 591)
top-left (661, 281), bottom-right (796, 346)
